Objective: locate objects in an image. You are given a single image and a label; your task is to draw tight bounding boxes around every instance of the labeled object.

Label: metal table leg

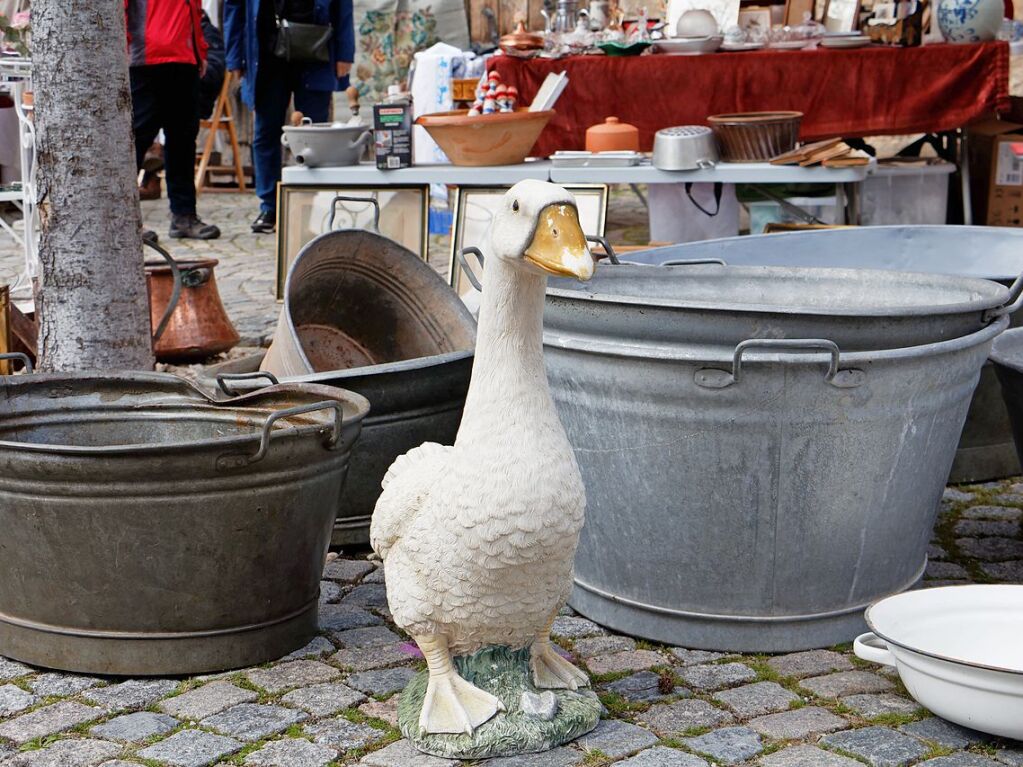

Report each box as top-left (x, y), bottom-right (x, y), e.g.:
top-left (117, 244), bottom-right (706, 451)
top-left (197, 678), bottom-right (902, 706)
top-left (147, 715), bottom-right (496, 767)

top-left (844, 182), bottom-right (861, 225)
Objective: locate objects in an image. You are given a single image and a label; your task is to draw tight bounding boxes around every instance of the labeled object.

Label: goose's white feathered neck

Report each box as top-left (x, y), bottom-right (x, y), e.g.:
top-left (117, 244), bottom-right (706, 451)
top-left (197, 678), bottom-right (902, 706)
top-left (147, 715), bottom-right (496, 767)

top-left (456, 253), bottom-right (552, 440)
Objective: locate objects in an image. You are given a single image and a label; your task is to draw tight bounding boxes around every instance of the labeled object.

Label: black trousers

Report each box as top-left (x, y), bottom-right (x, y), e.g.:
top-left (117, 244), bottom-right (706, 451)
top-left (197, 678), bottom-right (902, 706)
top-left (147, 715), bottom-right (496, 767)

top-left (130, 63), bottom-right (200, 217)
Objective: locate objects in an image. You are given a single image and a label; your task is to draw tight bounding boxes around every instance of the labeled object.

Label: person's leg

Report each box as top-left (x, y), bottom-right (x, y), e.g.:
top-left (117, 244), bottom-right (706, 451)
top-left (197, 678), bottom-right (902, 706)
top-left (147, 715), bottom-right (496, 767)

top-left (160, 63), bottom-right (220, 239)
top-left (131, 66), bottom-right (162, 169)
top-left (130, 66), bottom-right (162, 243)
top-left (159, 64), bottom-right (199, 217)
top-left (252, 57), bottom-right (292, 222)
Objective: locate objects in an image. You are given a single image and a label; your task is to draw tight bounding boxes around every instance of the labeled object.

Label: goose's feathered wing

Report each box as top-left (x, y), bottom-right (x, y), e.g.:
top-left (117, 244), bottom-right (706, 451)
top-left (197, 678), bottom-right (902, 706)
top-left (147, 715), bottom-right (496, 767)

top-left (370, 441), bottom-right (453, 559)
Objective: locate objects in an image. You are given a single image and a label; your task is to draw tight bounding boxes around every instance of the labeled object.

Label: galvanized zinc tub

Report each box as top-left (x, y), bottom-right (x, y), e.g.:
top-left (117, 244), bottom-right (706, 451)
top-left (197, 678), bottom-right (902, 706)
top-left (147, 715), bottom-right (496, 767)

top-left (990, 328), bottom-right (1023, 470)
top-left (544, 291), bottom-right (1007, 651)
top-left (547, 263), bottom-right (1012, 352)
top-left (259, 226), bottom-right (476, 545)
top-left (216, 351), bottom-right (472, 545)
top-left (0, 371), bottom-right (368, 675)
top-left (627, 226), bottom-right (1023, 482)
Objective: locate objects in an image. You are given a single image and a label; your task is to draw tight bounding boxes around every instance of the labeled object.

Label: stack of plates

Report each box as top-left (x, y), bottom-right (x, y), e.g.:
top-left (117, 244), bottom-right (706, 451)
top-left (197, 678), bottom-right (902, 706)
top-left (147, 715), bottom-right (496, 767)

top-left (820, 35), bottom-right (872, 48)
top-left (652, 35), bottom-right (723, 54)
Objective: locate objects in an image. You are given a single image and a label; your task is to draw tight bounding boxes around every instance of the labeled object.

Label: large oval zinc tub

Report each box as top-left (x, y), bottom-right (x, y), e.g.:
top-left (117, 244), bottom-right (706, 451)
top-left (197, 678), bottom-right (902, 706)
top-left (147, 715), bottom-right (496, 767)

top-left (544, 267), bottom-right (1008, 651)
top-left (627, 226), bottom-right (1023, 482)
top-left (548, 263), bottom-right (1011, 352)
top-left (0, 371), bottom-right (368, 675)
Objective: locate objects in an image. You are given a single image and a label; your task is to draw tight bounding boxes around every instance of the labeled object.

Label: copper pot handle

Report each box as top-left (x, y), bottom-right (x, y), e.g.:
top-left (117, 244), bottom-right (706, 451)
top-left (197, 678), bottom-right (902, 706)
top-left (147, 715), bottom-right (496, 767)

top-left (143, 240), bottom-right (183, 343)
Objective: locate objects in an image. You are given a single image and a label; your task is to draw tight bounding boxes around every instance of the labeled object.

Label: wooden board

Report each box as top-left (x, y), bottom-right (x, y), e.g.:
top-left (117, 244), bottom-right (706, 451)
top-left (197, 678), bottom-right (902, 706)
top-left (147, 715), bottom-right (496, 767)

top-left (770, 138), bottom-right (842, 165)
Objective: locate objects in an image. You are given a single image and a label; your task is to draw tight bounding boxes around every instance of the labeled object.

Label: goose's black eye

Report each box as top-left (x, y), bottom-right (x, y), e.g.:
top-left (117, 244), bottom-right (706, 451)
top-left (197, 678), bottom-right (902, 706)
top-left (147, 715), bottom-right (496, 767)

top-left (512, 200), bottom-right (519, 212)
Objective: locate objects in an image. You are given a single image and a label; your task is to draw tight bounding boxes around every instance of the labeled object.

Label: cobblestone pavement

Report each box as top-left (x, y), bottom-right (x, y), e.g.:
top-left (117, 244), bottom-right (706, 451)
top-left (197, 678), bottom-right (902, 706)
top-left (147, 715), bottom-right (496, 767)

top-left (0, 479), bottom-right (1021, 766)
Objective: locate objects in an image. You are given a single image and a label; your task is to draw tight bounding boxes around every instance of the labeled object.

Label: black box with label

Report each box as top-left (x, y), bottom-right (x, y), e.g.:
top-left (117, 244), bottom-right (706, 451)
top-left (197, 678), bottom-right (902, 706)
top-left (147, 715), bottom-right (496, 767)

top-left (373, 102), bottom-right (413, 170)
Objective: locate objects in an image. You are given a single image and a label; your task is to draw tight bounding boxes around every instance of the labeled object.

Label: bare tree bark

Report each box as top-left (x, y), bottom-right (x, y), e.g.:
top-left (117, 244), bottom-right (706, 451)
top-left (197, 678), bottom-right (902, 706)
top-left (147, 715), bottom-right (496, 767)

top-left (33, 0), bottom-right (154, 371)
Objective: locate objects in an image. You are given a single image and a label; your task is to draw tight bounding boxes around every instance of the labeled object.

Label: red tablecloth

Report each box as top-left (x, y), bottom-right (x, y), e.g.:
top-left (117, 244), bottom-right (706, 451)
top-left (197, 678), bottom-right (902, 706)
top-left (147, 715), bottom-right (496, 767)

top-left (490, 42), bottom-right (1010, 156)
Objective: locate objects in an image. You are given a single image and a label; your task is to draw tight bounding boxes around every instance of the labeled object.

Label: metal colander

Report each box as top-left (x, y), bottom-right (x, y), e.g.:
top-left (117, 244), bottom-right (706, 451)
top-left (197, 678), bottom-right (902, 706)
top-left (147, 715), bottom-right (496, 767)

top-left (652, 125), bottom-right (720, 170)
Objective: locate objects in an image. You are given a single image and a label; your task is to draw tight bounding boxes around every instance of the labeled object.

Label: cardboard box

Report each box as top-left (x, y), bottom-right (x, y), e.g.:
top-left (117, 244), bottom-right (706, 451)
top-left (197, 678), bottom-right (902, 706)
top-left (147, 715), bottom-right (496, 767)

top-left (968, 118), bottom-right (1023, 227)
top-left (373, 101), bottom-right (413, 170)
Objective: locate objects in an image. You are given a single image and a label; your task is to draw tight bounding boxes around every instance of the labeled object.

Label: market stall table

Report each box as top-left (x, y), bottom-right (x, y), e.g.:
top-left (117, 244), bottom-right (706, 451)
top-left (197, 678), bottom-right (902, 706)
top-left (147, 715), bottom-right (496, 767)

top-left (278, 159), bottom-right (873, 294)
top-left (490, 42), bottom-right (1010, 157)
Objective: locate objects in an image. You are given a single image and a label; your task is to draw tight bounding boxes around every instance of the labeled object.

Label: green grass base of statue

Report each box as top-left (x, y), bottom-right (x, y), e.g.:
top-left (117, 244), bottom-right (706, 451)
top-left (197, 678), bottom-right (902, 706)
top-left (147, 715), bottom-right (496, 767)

top-left (398, 644), bottom-right (602, 759)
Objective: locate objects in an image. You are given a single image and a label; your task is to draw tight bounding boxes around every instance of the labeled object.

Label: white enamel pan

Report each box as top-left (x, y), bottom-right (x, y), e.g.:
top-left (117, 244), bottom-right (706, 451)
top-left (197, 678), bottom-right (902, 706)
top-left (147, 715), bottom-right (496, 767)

top-left (854, 585), bottom-right (1023, 739)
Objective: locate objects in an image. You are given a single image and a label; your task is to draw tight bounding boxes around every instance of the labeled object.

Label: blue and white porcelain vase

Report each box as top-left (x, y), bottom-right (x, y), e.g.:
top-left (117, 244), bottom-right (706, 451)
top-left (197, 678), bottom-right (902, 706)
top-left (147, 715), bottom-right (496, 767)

top-left (937, 0), bottom-right (1003, 42)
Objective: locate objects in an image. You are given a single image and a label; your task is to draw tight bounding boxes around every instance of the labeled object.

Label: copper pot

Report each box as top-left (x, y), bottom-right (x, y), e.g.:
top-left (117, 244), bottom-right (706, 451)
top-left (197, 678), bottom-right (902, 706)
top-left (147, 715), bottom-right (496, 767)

top-left (146, 255), bottom-right (239, 362)
top-left (500, 19), bottom-right (545, 56)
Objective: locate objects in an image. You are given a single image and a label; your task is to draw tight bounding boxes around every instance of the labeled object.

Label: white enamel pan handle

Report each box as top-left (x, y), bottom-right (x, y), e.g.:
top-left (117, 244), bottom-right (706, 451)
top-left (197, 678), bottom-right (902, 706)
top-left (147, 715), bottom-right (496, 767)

top-left (854, 632), bottom-right (897, 667)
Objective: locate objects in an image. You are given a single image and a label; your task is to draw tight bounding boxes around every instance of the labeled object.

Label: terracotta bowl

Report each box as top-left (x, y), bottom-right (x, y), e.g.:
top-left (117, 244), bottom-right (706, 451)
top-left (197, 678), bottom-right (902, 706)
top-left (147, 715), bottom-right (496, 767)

top-left (416, 109), bottom-right (555, 166)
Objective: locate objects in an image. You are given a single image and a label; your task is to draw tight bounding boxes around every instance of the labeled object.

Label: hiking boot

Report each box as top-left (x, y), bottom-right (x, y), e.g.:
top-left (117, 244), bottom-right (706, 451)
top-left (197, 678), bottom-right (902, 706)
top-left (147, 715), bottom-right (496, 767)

top-left (142, 229), bottom-right (159, 245)
top-left (251, 210), bottom-right (276, 233)
top-left (169, 213), bottom-right (220, 240)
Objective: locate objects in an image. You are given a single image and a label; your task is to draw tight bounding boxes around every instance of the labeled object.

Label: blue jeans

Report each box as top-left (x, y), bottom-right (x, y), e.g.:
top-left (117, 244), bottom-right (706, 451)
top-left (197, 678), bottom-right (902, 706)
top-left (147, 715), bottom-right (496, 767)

top-left (253, 57), bottom-right (331, 213)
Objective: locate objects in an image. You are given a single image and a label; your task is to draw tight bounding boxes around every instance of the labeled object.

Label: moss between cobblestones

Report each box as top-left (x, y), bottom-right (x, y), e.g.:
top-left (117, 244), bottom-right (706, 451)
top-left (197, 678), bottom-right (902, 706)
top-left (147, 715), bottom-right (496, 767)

top-left (820, 742), bottom-right (872, 766)
top-left (581, 748), bottom-right (612, 766)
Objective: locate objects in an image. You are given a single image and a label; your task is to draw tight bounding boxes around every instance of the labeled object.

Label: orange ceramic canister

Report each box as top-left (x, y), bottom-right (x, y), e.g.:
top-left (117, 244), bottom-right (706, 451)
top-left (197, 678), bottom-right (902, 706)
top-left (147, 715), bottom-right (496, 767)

top-left (585, 116), bottom-right (640, 152)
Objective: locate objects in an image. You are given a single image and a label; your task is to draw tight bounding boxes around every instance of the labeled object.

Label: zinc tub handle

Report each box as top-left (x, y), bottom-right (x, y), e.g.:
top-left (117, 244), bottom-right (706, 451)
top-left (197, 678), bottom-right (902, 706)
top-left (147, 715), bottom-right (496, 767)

top-left (458, 247), bottom-right (485, 292)
top-left (660, 258), bottom-right (727, 266)
top-left (695, 338), bottom-right (865, 389)
top-left (217, 400), bottom-right (344, 469)
top-left (329, 194), bottom-right (380, 232)
top-left (217, 371), bottom-right (280, 397)
top-left (985, 271), bottom-right (1023, 322)
top-left (585, 234), bottom-right (619, 265)
top-left (0, 352), bottom-right (32, 374)
top-left (854, 632), bottom-right (897, 667)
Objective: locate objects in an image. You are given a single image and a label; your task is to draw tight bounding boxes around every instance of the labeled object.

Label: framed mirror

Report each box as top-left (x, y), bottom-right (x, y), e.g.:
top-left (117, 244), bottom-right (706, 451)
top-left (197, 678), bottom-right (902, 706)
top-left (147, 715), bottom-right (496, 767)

top-left (448, 184), bottom-right (609, 302)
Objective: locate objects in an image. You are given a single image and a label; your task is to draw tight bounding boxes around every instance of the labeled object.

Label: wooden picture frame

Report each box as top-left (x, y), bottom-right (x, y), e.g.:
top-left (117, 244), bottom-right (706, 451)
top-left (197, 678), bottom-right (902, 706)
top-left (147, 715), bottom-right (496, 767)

top-left (822, 0), bottom-right (860, 30)
top-left (448, 184), bottom-right (609, 301)
top-left (737, 6), bottom-right (774, 37)
top-left (275, 184), bottom-right (429, 300)
top-left (784, 0), bottom-right (816, 25)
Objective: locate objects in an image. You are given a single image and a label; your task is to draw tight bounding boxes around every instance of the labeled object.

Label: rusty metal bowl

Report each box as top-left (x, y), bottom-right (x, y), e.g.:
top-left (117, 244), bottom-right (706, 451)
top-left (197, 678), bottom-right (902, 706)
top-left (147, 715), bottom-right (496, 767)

top-left (259, 225), bottom-right (476, 544)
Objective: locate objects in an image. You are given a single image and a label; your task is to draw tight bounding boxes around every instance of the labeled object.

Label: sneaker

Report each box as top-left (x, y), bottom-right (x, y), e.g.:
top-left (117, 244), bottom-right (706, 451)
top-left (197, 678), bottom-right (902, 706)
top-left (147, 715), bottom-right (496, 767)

top-left (251, 210), bottom-right (276, 233)
top-left (169, 213), bottom-right (220, 240)
top-left (142, 229), bottom-right (159, 245)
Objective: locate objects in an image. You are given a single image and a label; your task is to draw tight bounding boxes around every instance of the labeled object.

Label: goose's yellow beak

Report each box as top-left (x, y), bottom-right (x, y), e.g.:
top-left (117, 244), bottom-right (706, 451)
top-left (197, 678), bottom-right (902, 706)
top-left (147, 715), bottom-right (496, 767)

top-left (524, 203), bottom-right (594, 281)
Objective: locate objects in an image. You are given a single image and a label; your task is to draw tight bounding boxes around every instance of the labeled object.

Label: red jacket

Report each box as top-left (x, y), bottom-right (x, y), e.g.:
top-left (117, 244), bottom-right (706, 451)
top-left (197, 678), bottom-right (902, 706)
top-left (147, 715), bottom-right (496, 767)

top-left (125, 0), bottom-right (208, 67)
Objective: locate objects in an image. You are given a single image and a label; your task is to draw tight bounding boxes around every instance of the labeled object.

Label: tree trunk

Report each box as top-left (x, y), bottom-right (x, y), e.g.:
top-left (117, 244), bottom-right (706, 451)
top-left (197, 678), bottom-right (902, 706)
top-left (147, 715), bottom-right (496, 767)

top-left (33, 0), bottom-right (154, 371)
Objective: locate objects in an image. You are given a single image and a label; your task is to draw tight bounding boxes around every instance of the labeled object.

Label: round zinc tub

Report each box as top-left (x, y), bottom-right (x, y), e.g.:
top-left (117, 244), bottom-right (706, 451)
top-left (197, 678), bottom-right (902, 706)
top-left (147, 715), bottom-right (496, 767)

top-left (543, 307), bottom-right (1008, 652)
top-left (216, 350), bottom-right (472, 546)
top-left (547, 263), bottom-right (1013, 352)
top-left (624, 226), bottom-right (1023, 483)
top-left (258, 226), bottom-right (476, 545)
top-left (0, 370), bottom-right (368, 675)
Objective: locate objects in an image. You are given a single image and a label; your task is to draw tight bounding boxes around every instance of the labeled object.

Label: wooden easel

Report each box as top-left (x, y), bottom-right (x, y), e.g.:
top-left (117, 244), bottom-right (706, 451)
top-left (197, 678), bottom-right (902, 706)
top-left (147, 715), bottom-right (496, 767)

top-left (195, 70), bottom-right (247, 194)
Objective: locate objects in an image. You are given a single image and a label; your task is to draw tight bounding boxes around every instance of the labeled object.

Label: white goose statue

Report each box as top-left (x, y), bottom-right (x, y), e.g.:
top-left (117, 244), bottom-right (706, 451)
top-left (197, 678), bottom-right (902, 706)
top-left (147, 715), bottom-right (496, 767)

top-left (371, 180), bottom-right (597, 742)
